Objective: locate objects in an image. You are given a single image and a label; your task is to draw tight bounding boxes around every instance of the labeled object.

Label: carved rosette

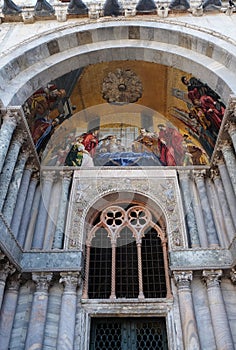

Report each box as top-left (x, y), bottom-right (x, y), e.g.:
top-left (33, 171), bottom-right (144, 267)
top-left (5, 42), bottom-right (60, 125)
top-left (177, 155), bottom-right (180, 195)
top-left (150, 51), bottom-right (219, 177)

top-left (66, 174), bottom-right (186, 250)
top-left (102, 68), bottom-right (143, 104)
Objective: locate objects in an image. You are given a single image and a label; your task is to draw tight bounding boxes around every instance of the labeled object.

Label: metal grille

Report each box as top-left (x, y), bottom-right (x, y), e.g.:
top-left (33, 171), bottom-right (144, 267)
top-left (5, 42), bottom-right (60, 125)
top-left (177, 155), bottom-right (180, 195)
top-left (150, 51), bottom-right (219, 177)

top-left (90, 318), bottom-right (168, 350)
top-left (90, 319), bottom-right (121, 350)
top-left (116, 228), bottom-right (139, 298)
top-left (142, 229), bottom-right (167, 298)
top-left (89, 229), bottom-right (112, 299)
top-left (136, 319), bottom-right (168, 350)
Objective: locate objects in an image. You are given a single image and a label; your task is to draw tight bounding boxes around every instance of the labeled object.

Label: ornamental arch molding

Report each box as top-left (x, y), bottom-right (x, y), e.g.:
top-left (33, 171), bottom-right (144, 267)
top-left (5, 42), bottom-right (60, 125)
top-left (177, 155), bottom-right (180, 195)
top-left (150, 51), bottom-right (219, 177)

top-left (64, 169), bottom-right (188, 251)
top-left (1, 20), bottom-right (236, 106)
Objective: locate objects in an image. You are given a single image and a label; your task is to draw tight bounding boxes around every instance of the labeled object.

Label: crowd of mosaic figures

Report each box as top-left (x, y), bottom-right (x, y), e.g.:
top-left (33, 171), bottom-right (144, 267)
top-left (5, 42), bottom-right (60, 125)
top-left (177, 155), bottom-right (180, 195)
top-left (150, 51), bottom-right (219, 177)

top-left (2, 0), bottom-right (235, 17)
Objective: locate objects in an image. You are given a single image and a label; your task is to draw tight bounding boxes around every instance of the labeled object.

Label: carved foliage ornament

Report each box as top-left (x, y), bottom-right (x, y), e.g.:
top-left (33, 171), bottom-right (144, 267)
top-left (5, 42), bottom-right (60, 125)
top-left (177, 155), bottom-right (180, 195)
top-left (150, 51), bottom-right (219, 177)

top-left (102, 68), bottom-right (143, 104)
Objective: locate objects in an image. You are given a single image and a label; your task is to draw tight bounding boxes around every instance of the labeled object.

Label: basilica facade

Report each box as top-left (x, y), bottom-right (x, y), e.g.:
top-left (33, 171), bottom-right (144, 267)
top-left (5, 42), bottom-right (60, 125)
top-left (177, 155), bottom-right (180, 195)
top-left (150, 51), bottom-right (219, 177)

top-left (0, 0), bottom-right (236, 349)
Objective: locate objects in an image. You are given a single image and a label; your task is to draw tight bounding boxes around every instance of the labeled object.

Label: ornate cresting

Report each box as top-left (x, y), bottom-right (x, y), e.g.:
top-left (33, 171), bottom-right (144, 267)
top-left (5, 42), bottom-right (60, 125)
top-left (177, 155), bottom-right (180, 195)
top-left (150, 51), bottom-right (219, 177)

top-left (64, 168), bottom-right (187, 251)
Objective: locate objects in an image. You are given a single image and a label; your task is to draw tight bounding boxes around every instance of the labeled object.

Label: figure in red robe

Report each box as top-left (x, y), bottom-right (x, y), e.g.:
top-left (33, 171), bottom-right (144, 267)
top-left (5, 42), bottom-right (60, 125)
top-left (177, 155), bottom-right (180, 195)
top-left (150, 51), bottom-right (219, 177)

top-left (157, 124), bottom-right (184, 166)
top-left (81, 128), bottom-right (99, 158)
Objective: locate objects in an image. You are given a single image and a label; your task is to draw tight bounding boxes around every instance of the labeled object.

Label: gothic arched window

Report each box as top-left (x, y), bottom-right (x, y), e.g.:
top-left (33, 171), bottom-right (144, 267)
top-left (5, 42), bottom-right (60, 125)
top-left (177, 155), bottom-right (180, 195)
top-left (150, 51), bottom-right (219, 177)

top-left (82, 205), bottom-right (171, 299)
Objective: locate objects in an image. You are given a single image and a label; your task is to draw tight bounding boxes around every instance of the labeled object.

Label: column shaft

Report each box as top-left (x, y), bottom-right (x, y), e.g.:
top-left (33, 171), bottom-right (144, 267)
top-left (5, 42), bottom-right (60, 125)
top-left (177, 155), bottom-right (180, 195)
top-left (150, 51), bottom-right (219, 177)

top-left (0, 113), bottom-right (17, 173)
top-left (218, 162), bottom-right (236, 228)
top-left (53, 172), bottom-right (72, 249)
top-left (17, 174), bottom-right (38, 247)
top-left (194, 171), bottom-right (219, 247)
top-left (32, 172), bottom-right (55, 249)
top-left (2, 150), bottom-right (29, 225)
top-left (174, 271), bottom-right (200, 349)
top-left (11, 167), bottom-right (33, 237)
top-left (25, 273), bottom-right (52, 350)
top-left (178, 171), bottom-right (200, 247)
top-left (221, 143), bottom-right (236, 196)
top-left (203, 270), bottom-right (234, 350)
top-left (0, 273), bottom-right (21, 349)
top-left (57, 273), bottom-right (80, 350)
top-left (0, 133), bottom-right (25, 212)
top-left (212, 171), bottom-right (235, 243)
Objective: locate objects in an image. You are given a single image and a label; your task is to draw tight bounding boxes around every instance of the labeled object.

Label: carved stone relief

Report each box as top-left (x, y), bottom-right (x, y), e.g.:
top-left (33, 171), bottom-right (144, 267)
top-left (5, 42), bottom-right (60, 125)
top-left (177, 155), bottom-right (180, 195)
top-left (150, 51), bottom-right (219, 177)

top-left (64, 169), bottom-right (187, 250)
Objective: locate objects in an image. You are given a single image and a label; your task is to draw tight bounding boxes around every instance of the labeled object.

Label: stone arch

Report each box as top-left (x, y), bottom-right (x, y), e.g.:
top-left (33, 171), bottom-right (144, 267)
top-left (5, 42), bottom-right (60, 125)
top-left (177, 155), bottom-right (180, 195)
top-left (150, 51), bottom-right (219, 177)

top-left (64, 169), bottom-right (188, 251)
top-left (1, 20), bottom-right (236, 106)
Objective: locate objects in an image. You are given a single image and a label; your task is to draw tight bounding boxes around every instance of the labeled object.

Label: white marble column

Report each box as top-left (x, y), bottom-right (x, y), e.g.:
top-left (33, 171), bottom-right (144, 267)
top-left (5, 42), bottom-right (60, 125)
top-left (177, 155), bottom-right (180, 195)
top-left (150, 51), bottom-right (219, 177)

top-left (193, 170), bottom-right (219, 247)
top-left (211, 169), bottom-right (235, 244)
top-left (178, 171), bottom-right (200, 248)
top-left (203, 270), bottom-right (234, 350)
top-left (11, 165), bottom-right (34, 237)
top-left (0, 272), bottom-right (21, 349)
top-left (220, 141), bottom-right (236, 196)
top-left (25, 272), bottom-right (53, 350)
top-left (2, 149), bottom-right (30, 225)
top-left (217, 158), bottom-right (236, 228)
top-left (0, 132), bottom-right (26, 212)
top-left (0, 112), bottom-right (18, 173)
top-left (53, 171), bottom-right (72, 249)
top-left (32, 171), bottom-right (56, 249)
top-left (17, 172), bottom-right (39, 247)
top-left (0, 259), bottom-right (16, 310)
top-left (173, 271), bottom-right (200, 349)
top-left (57, 272), bottom-right (80, 350)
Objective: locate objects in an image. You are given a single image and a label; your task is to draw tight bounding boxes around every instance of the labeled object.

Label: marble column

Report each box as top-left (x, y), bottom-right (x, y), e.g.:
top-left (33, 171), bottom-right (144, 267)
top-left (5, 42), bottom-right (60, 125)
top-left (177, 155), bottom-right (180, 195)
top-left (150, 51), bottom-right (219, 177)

top-left (0, 132), bottom-right (25, 212)
top-left (0, 112), bottom-right (18, 174)
top-left (202, 270), bottom-right (234, 350)
top-left (217, 159), bottom-right (236, 228)
top-left (193, 170), bottom-right (219, 247)
top-left (0, 272), bottom-right (21, 349)
top-left (24, 272), bottom-right (52, 350)
top-left (17, 172), bottom-right (39, 247)
top-left (53, 171), bottom-right (72, 249)
top-left (2, 149), bottom-right (30, 225)
top-left (173, 271), bottom-right (201, 349)
top-left (178, 171), bottom-right (200, 248)
top-left (220, 141), bottom-right (236, 196)
top-left (211, 169), bottom-right (235, 243)
top-left (57, 272), bottom-right (80, 350)
top-left (11, 165), bottom-right (34, 237)
top-left (32, 171), bottom-right (56, 249)
top-left (0, 260), bottom-right (16, 309)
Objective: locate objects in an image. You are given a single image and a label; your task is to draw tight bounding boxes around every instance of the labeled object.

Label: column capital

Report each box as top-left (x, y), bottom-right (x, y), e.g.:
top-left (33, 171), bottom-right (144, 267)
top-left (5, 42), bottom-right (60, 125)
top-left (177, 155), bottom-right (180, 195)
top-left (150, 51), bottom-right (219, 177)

top-left (193, 169), bottom-right (206, 180)
top-left (59, 170), bottom-right (73, 180)
top-left (173, 271), bottom-right (193, 289)
top-left (210, 167), bottom-right (220, 180)
top-left (11, 130), bottom-right (27, 146)
top-left (41, 170), bottom-right (57, 183)
top-left (6, 272), bottom-right (21, 291)
top-left (59, 272), bottom-right (81, 292)
top-left (202, 269), bottom-right (222, 288)
top-left (220, 140), bottom-right (233, 152)
top-left (32, 272), bottom-right (53, 292)
top-left (0, 261), bottom-right (16, 282)
top-left (230, 268), bottom-right (236, 284)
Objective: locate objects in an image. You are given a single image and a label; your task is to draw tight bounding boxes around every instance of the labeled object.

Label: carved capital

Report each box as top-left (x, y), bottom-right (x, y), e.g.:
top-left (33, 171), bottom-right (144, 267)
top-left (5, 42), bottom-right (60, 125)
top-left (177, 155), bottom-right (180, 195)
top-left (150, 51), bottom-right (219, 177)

top-left (59, 272), bottom-right (81, 292)
top-left (173, 271), bottom-right (193, 290)
top-left (59, 170), bottom-right (73, 181)
top-left (225, 122), bottom-right (236, 137)
top-left (210, 167), bottom-right (220, 180)
top-left (41, 170), bottom-right (57, 183)
top-left (220, 140), bottom-right (233, 152)
top-left (32, 272), bottom-right (53, 292)
top-left (178, 170), bottom-right (191, 181)
top-left (0, 261), bottom-right (16, 282)
top-left (193, 169), bottom-right (206, 181)
top-left (12, 130), bottom-right (27, 146)
top-left (202, 269), bottom-right (222, 288)
top-left (6, 272), bottom-right (21, 291)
